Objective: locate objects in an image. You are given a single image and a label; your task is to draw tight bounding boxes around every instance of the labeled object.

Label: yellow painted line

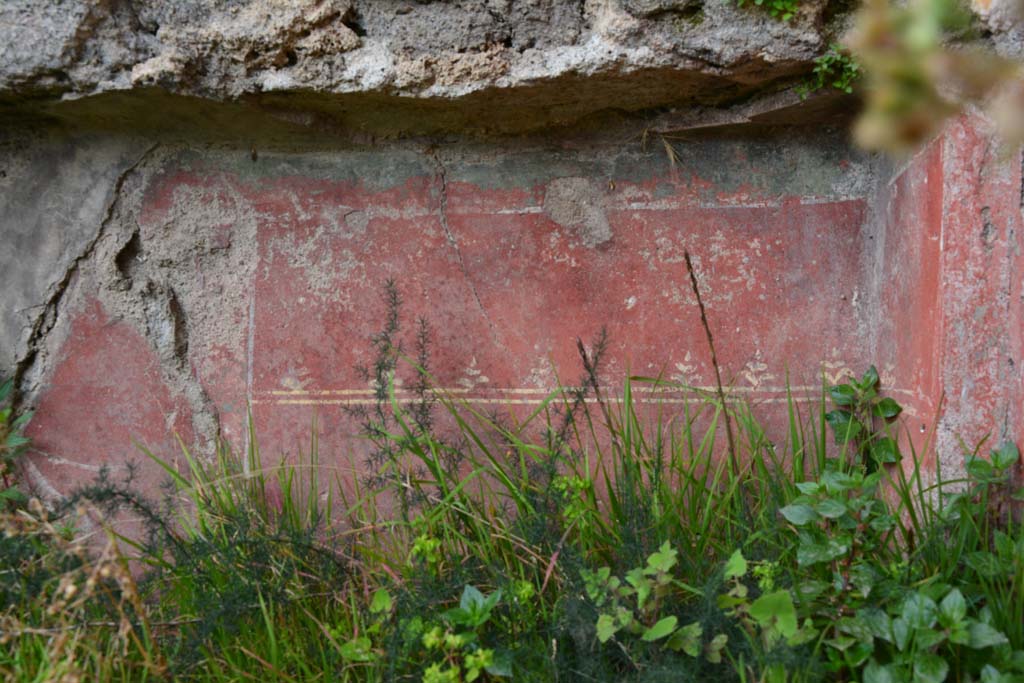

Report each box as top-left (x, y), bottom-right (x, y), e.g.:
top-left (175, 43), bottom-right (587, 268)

top-left (255, 395), bottom-right (825, 407)
top-left (258, 384), bottom-right (834, 396)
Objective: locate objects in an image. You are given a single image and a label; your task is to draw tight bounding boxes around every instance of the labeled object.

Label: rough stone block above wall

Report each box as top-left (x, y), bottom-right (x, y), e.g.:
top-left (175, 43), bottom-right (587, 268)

top-left (0, 0), bottom-right (837, 137)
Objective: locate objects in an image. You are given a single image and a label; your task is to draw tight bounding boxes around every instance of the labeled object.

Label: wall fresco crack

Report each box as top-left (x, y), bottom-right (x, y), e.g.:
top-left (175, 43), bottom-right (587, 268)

top-left (12, 142), bottom-right (160, 412)
top-left (426, 149), bottom-right (504, 344)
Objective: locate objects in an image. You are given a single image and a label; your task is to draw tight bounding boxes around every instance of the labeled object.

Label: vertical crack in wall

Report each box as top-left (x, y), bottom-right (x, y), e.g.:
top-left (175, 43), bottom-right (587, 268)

top-left (425, 148), bottom-right (502, 337)
top-left (12, 143), bottom-right (160, 412)
top-left (15, 140), bottom-right (227, 458)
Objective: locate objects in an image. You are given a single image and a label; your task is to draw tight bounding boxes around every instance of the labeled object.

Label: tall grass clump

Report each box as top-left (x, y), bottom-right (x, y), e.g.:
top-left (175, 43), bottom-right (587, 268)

top-left (0, 279), bottom-right (1021, 682)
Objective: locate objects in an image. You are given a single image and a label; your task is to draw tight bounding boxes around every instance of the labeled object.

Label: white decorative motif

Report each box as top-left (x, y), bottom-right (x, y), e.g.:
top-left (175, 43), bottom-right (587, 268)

top-left (821, 348), bottom-right (854, 385)
top-left (741, 350), bottom-right (775, 389)
top-left (457, 356), bottom-right (490, 390)
top-left (671, 351), bottom-right (698, 385)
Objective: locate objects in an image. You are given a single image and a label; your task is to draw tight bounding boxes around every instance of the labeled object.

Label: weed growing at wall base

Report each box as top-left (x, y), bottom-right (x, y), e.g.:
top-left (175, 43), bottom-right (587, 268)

top-left (0, 376), bottom-right (30, 508)
top-left (1, 287), bottom-right (1022, 681)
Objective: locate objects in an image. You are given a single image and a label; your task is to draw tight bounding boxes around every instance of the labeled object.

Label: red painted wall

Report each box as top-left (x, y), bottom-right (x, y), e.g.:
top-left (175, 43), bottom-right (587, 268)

top-left (22, 117), bottom-right (1023, 498)
top-left (877, 112), bottom-right (1023, 476)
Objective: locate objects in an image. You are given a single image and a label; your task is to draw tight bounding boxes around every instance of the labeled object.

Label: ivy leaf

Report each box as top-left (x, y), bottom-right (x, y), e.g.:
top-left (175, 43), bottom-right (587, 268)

top-left (991, 442), bottom-right (1020, 470)
top-left (830, 384), bottom-right (858, 406)
top-left (860, 366), bottom-right (879, 391)
top-left (749, 590), bottom-right (798, 639)
top-left (863, 659), bottom-right (898, 683)
top-left (966, 456), bottom-right (994, 480)
top-left (724, 549), bottom-right (747, 579)
top-left (938, 589), bottom-right (966, 627)
top-left (825, 410), bottom-right (864, 444)
top-left (870, 437), bottom-right (901, 464)
top-left (873, 397), bottom-right (903, 419)
top-left (915, 627), bottom-right (945, 650)
top-left (666, 621), bottom-right (703, 657)
top-left (861, 608), bottom-right (892, 642)
top-left (642, 616), bottom-right (678, 642)
top-left (780, 504), bottom-right (819, 526)
top-left (815, 498), bottom-right (847, 519)
top-left (901, 593), bottom-right (937, 630)
top-left (798, 539), bottom-right (849, 566)
top-left (835, 616), bottom-right (874, 643)
top-left (892, 617), bottom-right (910, 652)
top-left (596, 614), bottom-right (618, 643)
top-left (968, 622), bottom-right (1009, 648)
top-left (795, 481), bottom-right (821, 495)
top-left (913, 653), bottom-right (949, 683)
top-left (821, 469), bottom-right (858, 494)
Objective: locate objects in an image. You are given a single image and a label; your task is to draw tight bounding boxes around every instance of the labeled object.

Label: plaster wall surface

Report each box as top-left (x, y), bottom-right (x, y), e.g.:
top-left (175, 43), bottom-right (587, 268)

top-left (1, 0), bottom-right (1022, 499)
top-left (873, 114), bottom-right (1024, 477)
top-left (5, 125), bottom-right (890, 497)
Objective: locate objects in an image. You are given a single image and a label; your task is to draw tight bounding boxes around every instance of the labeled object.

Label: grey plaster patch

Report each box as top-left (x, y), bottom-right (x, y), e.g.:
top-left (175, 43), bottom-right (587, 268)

top-left (0, 133), bottom-right (144, 372)
top-left (543, 176), bottom-right (613, 247)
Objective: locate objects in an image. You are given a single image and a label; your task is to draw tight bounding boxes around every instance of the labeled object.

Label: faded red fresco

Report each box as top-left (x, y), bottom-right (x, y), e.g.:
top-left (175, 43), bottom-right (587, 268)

top-left (24, 113), bottom-right (1024, 496)
top-left (22, 301), bottom-right (195, 497)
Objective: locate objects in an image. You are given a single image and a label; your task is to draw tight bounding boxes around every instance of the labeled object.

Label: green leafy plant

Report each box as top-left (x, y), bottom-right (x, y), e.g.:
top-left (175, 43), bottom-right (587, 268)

top-left (3, 279), bottom-right (1021, 683)
top-left (582, 542), bottom-right (722, 662)
top-left (718, 549), bottom-right (817, 682)
top-left (780, 466), bottom-right (896, 574)
top-left (416, 585), bottom-right (511, 683)
top-left (0, 377), bottom-right (31, 507)
top-left (766, 441), bottom-right (1024, 682)
top-left (931, 441), bottom-right (1024, 649)
top-left (853, 587), bottom-right (1019, 683)
top-left (824, 365), bottom-right (902, 470)
top-left (798, 44), bottom-right (861, 97)
top-left (331, 587), bottom-right (393, 666)
top-left (736, 0), bottom-right (801, 22)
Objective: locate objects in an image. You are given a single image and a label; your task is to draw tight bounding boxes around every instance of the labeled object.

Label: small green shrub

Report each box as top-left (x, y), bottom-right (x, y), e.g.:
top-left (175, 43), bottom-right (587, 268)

top-left (736, 0), bottom-right (801, 22)
top-left (583, 542), bottom-right (724, 663)
top-left (798, 44), bottom-right (862, 97)
top-left (2, 281), bottom-right (1022, 683)
top-left (0, 376), bottom-right (31, 507)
